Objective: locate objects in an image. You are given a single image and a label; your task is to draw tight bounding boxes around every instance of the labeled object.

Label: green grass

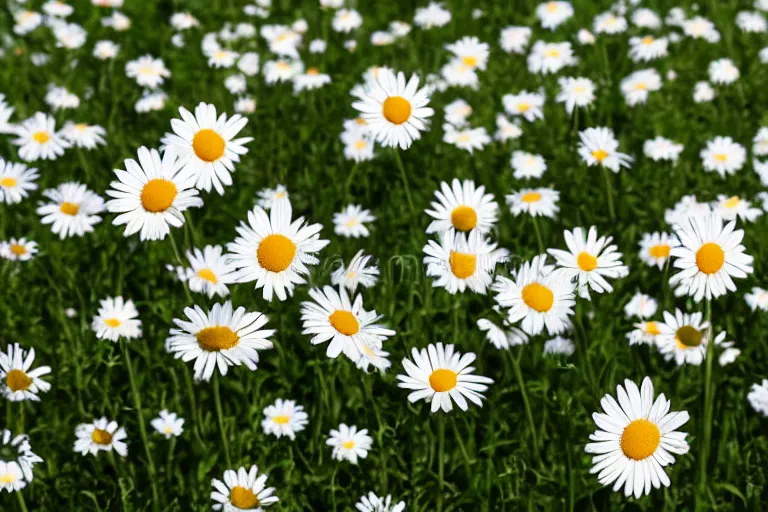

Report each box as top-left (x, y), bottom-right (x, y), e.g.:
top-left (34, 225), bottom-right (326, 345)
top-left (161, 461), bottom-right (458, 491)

top-left (1, 0), bottom-right (768, 510)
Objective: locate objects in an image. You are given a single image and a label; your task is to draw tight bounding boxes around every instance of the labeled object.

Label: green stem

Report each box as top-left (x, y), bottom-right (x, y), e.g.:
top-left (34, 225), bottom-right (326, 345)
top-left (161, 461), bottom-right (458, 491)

top-left (699, 299), bottom-right (715, 503)
top-left (437, 414), bottom-right (445, 512)
top-left (392, 148), bottom-right (415, 215)
top-left (530, 216), bottom-right (545, 255)
top-left (168, 231), bottom-right (193, 303)
top-left (213, 373), bottom-right (232, 467)
top-left (510, 348), bottom-right (541, 468)
top-left (601, 165), bottom-right (616, 221)
top-left (121, 340), bottom-right (160, 511)
top-left (16, 490), bottom-right (29, 512)
top-left (344, 162), bottom-right (360, 200)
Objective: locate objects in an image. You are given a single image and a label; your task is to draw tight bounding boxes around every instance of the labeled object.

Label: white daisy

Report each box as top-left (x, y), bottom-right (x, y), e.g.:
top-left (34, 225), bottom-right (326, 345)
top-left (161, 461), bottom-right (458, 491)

top-left (413, 2), bottom-right (452, 29)
top-left (737, 11), bottom-right (767, 32)
top-left (150, 410), bottom-right (184, 439)
top-left (425, 178), bottom-right (498, 234)
top-left (594, 12), bottom-right (627, 34)
top-left (331, 250), bottom-right (380, 291)
top-left (503, 90), bottom-right (544, 122)
top-left (499, 26), bottom-right (531, 54)
top-left (293, 67), bottom-right (332, 93)
top-left (264, 59), bottom-right (304, 84)
top-left (624, 292), bottom-right (658, 319)
top-left (440, 59), bottom-right (480, 89)
top-left (712, 195), bottom-right (763, 223)
top-left (91, 296), bottom-right (142, 342)
top-left (626, 320), bottom-right (661, 346)
top-left (93, 40), bottom-right (120, 60)
top-left (664, 195), bottom-right (712, 226)
top-left (643, 137), bottom-right (684, 163)
top-left (0, 160), bottom-right (38, 204)
top-left (334, 205), bottom-right (375, 238)
top-left (444, 99), bottom-right (473, 127)
top-left (505, 188), bottom-right (559, 218)
top-left (748, 380), bottom-right (768, 416)
top-left (629, 36), bottom-right (668, 62)
top-left (0, 238), bottom-right (38, 262)
top-left (477, 317), bottom-right (528, 350)
top-left (683, 16), bottom-right (721, 42)
top-left (12, 112), bottom-right (70, 162)
top-left (511, 151), bottom-right (547, 179)
top-left (632, 9), bottom-right (662, 29)
top-left (445, 36), bottom-right (490, 71)
top-left (745, 287), bottom-right (768, 312)
top-left (73, 417), bottom-right (128, 457)
top-left (578, 127), bottom-right (633, 172)
top-left (37, 182), bottom-right (104, 239)
top-left (211, 465), bottom-right (279, 510)
top-left (0, 430), bottom-right (43, 485)
top-left (332, 9), bottom-right (363, 33)
top-left (443, 124), bottom-right (490, 153)
top-left (60, 122), bottom-right (107, 150)
top-left (494, 114), bottom-right (523, 141)
top-left (0, 462), bottom-right (24, 493)
top-left (327, 424), bottom-right (373, 464)
top-left (753, 127), bottom-right (768, 156)
top-left (207, 48), bottom-right (240, 69)
top-left (256, 184), bottom-right (289, 210)
top-left (527, 41), bottom-right (577, 75)
top-left (125, 55), bottom-right (170, 88)
top-left (693, 81), bottom-right (716, 103)
top-left (620, 69), bottom-right (662, 107)
top-left (709, 58), bottom-right (740, 85)
top-left (638, 232), bottom-right (679, 269)
top-left (182, 245), bottom-right (237, 298)
top-left (544, 336), bottom-right (575, 356)
top-left (656, 309), bottom-right (710, 366)
top-left (261, 398), bottom-right (308, 440)
top-left (0, 343), bottom-right (51, 402)
top-left (135, 91), bottom-right (168, 113)
top-left (556, 77), bottom-right (596, 114)
top-left (577, 29), bottom-right (596, 45)
top-left (355, 492), bottom-right (406, 512)
top-left (536, 1), bottom-right (574, 30)
top-left (14, 11), bottom-right (43, 35)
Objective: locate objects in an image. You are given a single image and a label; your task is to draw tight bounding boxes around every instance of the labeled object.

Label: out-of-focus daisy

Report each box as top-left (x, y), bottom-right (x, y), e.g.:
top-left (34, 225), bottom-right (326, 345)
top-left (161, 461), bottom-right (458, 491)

top-left (627, 320), bottom-right (661, 346)
top-left (93, 40), bottom-right (119, 60)
top-left (12, 112), bottom-right (69, 162)
top-left (425, 178), bottom-right (498, 234)
top-left (183, 245), bottom-right (237, 298)
top-left (500, 26), bottom-right (531, 54)
top-left (745, 287), bottom-right (768, 312)
top-left (494, 114), bottom-right (523, 141)
top-left (665, 195), bottom-right (712, 226)
top-left (390, 21), bottom-right (411, 37)
top-left (737, 11), bottom-right (767, 32)
top-left (577, 29), bottom-right (596, 45)
top-left (477, 317), bottom-right (528, 350)
top-left (73, 418), bottom-right (128, 457)
top-left (632, 8), bottom-right (662, 29)
top-left (261, 398), bottom-right (308, 440)
top-left (585, 377), bottom-right (690, 498)
top-left (61, 122), bottom-right (107, 150)
top-left (701, 137), bottom-right (747, 178)
top-left (102, 11), bottom-right (131, 31)
top-left (444, 99), bottom-right (473, 127)
top-left (135, 91), bottom-right (168, 113)
top-left (443, 124), bottom-right (490, 153)
top-left (578, 127), bottom-right (633, 172)
top-left (234, 96), bottom-right (256, 115)
top-left (0, 343), bottom-right (51, 402)
top-left (0, 94), bottom-right (14, 133)
top-left (0, 461), bottom-right (24, 493)
top-left (334, 205), bottom-right (375, 238)
top-left (0, 430), bottom-right (43, 486)
top-left (91, 296), bottom-right (142, 342)
top-left (397, 342), bottom-right (493, 413)
top-left (0, 238), bottom-right (38, 262)
top-left (621, 69), bottom-right (662, 107)
top-left (125, 55), bottom-right (170, 88)
top-left (748, 380), bottom-right (768, 416)
top-left (332, 250), bottom-right (380, 291)
top-left (644, 137), bottom-right (683, 163)
top-left (556, 77), bottom-right (596, 114)
top-left (293, 67), bottom-right (332, 93)
top-left (594, 12), bottom-right (627, 34)
top-left (755, 160), bottom-right (768, 187)
top-left (527, 41), bottom-right (577, 74)
top-left (709, 58), bottom-right (740, 85)
top-left (493, 254), bottom-right (575, 336)
top-left (332, 9), bottom-right (362, 33)
top-left (309, 39), bottom-right (327, 53)
top-left (14, 11), bottom-right (43, 35)
top-left (440, 59), bottom-right (479, 89)
top-left (211, 465), bottom-right (279, 510)
top-left (638, 232), bottom-right (678, 269)
top-left (753, 127), bottom-right (768, 156)
top-left (624, 292), bottom-right (658, 319)
top-left (544, 336), bottom-right (575, 356)
top-left (506, 188), bottom-right (559, 218)
top-left (445, 36), bottom-right (490, 71)
top-left (0, 160), bottom-right (37, 204)
top-left (713, 331), bottom-right (740, 366)
top-left (712, 195), bottom-right (763, 223)
top-left (327, 424), bottom-right (372, 464)
top-left (170, 12), bottom-right (199, 31)
top-left (150, 410), bottom-right (184, 439)
top-left (669, 213), bottom-right (753, 302)
top-left (694, 81), bottom-right (716, 103)
top-left (256, 184), bottom-right (289, 210)
top-left (656, 309), bottom-right (710, 366)
top-left (166, 301), bottom-right (275, 382)
top-left (207, 48), bottom-right (239, 69)
top-left (37, 182), bottom-right (104, 239)
top-left (683, 16), bottom-right (720, 42)
top-left (511, 151), bottom-right (547, 179)
top-left (237, 52), bottom-right (260, 76)
top-left (536, 1), bottom-right (574, 30)
top-left (227, 201), bottom-right (329, 301)
top-left (503, 90), bottom-right (544, 122)
top-left (629, 36), bottom-right (668, 62)
top-left (414, 2), bottom-right (451, 29)
top-left (53, 22), bottom-right (87, 49)
top-left (105, 147), bottom-right (203, 241)
top-left (45, 86), bottom-right (80, 111)
top-left (356, 493), bottom-right (406, 512)
top-left (224, 74), bottom-right (247, 95)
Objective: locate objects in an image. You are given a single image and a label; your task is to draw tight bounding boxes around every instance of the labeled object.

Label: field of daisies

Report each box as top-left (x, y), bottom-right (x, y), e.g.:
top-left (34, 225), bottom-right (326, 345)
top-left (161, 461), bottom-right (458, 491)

top-left (3, 0), bottom-right (768, 510)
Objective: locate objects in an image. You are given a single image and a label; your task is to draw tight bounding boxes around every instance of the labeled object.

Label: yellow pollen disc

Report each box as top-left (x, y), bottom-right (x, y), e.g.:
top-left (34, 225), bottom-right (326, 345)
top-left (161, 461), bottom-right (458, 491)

top-left (641, 36), bottom-right (654, 45)
top-left (462, 55), bottom-right (478, 67)
top-left (634, 82), bottom-right (648, 91)
top-left (276, 61), bottom-right (291, 70)
top-left (517, 103), bottom-right (531, 112)
top-left (545, 49), bottom-right (560, 57)
top-left (522, 192), bottom-right (541, 203)
top-left (164, 426), bottom-right (173, 434)
top-left (0, 473), bottom-right (16, 484)
top-left (104, 318), bottom-right (121, 328)
top-left (196, 326), bottom-right (240, 351)
top-left (577, 252), bottom-right (598, 272)
top-left (546, 2), bottom-right (558, 12)
top-left (75, 123), bottom-right (88, 132)
top-left (60, 202), bottom-right (79, 216)
top-left (197, 268), bottom-right (218, 284)
top-left (696, 242), bottom-right (725, 275)
top-left (450, 205), bottom-right (478, 231)
top-left (275, 192), bottom-right (287, 199)
top-left (329, 310), bottom-right (359, 336)
top-left (6, 369), bottom-right (32, 392)
top-left (306, 67), bottom-right (320, 75)
top-left (429, 368), bottom-right (458, 392)
top-left (342, 440), bottom-right (355, 449)
top-left (91, 428), bottom-right (113, 445)
top-left (724, 196), bottom-right (740, 209)
top-left (592, 149), bottom-right (608, 162)
top-left (230, 486), bottom-right (260, 509)
top-left (449, 251), bottom-right (476, 279)
top-left (257, 234), bottom-right (296, 273)
top-left (382, 96), bottom-right (412, 125)
top-left (10, 244), bottom-right (26, 256)
top-left (0, 177), bottom-right (17, 188)
top-left (522, 283), bottom-right (554, 312)
top-left (32, 131), bottom-right (50, 143)
top-left (676, 325), bottom-right (703, 348)
top-left (272, 415), bottom-right (290, 425)
top-left (139, 65), bottom-right (154, 75)
top-left (574, 86), bottom-right (586, 93)
top-left (355, 117), bottom-right (366, 125)
top-left (649, 244), bottom-right (670, 259)
top-left (644, 321), bottom-right (661, 336)
top-left (713, 153), bottom-right (727, 162)
top-left (141, 179), bottom-right (178, 213)
top-left (192, 129), bottom-right (226, 163)
top-left (354, 139), bottom-right (367, 150)
top-left (620, 419), bottom-right (660, 461)
top-left (457, 133), bottom-right (472, 143)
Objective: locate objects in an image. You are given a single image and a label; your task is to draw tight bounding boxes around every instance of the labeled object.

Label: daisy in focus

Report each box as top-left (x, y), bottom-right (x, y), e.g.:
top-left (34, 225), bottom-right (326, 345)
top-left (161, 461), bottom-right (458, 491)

top-left (0, 238), bottom-right (38, 262)
top-left (655, 309), bottom-right (710, 366)
top-left (211, 465), bottom-right (279, 510)
top-left (0, 343), bottom-right (51, 402)
top-left (397, 342), bottom-right (493, 413)
top-left (327, 424), bottom-right (372, 464)
top-left (331, 250), bottom-right (380, 291)
top-left (425, 178), bottom-right (498, 234)
top-left (334, 205), bottom-right (375, 238)
top-left (182, 245), bottom-right (238, 298)
top-left (0, 160), bottom-right (38, 204)
top-left (150, 410), bottom-right (184, 439)
top-left (12, 112), bottom-right (69, 162)
top-left (91, 296), bottom-right (143, 342)
top-left (506, 187), bottom-right (559, 218)
top-left (700, 137), bottom-right (746, 177)
top-left (578, 127), bottom-right (633, 172)
top-left (261, 398), bottom-right (308, 440)
top-left (73, 418), bottom-right (128, 457)
top-left (638, 232), bottom-right (678, 269)
top-left (37, 182), bottom-right (104, 239)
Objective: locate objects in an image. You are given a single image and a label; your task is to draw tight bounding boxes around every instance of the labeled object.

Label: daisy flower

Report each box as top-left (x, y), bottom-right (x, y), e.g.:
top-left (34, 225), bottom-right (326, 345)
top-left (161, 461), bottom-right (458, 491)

top-left (161, 102), bottom-right (252, 195)
top-left (300, 286), bottom-right (395, 360)
top-left (397, 342), bottom-right (493, 413)
top-left (234, 96), bottom-right (256, 115)
top-left (207, 49), bottom-right (240, 69)
top-left (423, 230), bottom-right (508, 295)
top-left (0, 94), bottom-right (14, 133)
top-left (624, 293), bottom-right (658, 319)
top-left (503, 91), bottom-right (544, 122)
top-left (668, 213), bottom-right (753, 302)
top-left (440, 59), bottom-right (479, 89)
top-left (0, 238), bottom-right (38, 262)
top-left (620, 69), bottom-right (662, 107)
top-left (332, 9), bottom-right (362, 33)
top-left (14, 11), bottom-right (43, 35)
top-left (493, 254), bottom-right (575, 336)
top-left (655, 309), bottom-right (710, 365)
top-left (585, 377), bottom-right (690, 498)
top-left (125, 55), bottom-right (170, 88)
top-left (527, 41), bottom-right (577, 74)
top-left (414, 2), bottom-right (451, 29)
top-left (638, 232), bottom-right (678, 269)
top-left (556, 77), bottom-right (596, 114)
top-left (327, 424), bottom-right (372, 464)
top-left (494, 114), bottom-right (523, 141)
top-left (753, 127), bottom-right (768, 156)
top-left (477, 318), bottom-right (529, 349)
top-left (709, 58), bottom-right (740, 85)
top-left (264, 59), bottom-right (304, 84)
top-left (0, 160), bottom-right (38, 204)
top-left (73, 418), bottom-right (128, 457)
top-left (745, 287), bottom-right (768, 312)
top-left (256, 184), bottom-right (289, 210)
top-left (627, 320), bottom-right (661, 346)
top-left (53, 22), bottom-right (87, 49)
top-left (227, 201), bottom-right (329, 302)
top-left (91, 296), bottom-right (142, 342)
top-left (643, 137), bottom-right (684, 163)
top-left (577, 29), bottom-right (596, 45)
top-left (505, 188), bottom-right (559, 218)
top-left (578, 127), bottom-right (633, 172)
top-left (511, 151), bottom-right (547, 179)
top-left (261, 398), bottom-right (308, 440)
top-left (443, 125), bottom-right (490, 153)
top-left (499, 26), bottom-right (531, 54)
top-left (93, 40), bottom-right (120, 60)
top-left (352, 68), bottom-right (434, 150)
top-left (713, 331), bottom-right (740, 366)
top-left (135, 91), bottom-right (168, 113)
top-left (737, 11), bottom-right (767, 32)
top-left (664, 195), bottom-right (712, 226)
top-left (629, 36), bottom-right (668, 62)
top-left (683, 16), bottom-right (721, 42)
top-left (12, 112), bottom-right (69, 162)
top-left (150, 410), bottom-right (184, 439)
top-left (334, 205), bottom-right (375, 238)
top-left (0, 344), bottom-right (51, 402)
top-left (331, 250), bottom-right (380, 291)
top-left (238, 52), bottom-right (260, 76)
top-left (0, 430), bottom-right (43, 485)
top-left (444, 99), bottom-right (473, 127)
top-left (544, 336), bottom-right (575, 356)
top-left (180, 245), bottom-right (237, 298)
top-left (44, 86), bottom-right (80, 111)
top-left (341, 130), bottom-right (375, 163)
top-left (694, 81), bottom-right (716, 103)
top-left (166, 301), bottom-right (275, 382)
top-left (356, 492), bottom-right (405, 512)
top-left (632, 8), bottom-right (662, 29)
top-left (211, 465), bottom-right (279, 510)
top-left (425, 178), bottom-right (498, 234)
top-left (748, 380), bottom-right (768, 416)
top-left (293, 68), bottom-right (332, 93)
top-left (37, 182), bottom-right (104, 239)
top-left (594, 12), bottom-right (627, 34)
top-left (61, 122), bottom-right (107, 150)
top-left (536, 1), bottom-right (574, 30)
top-left (712, 195), bottom-right (763, 223)
top-left (548, 226), bottom-right (629, 299)
top-left (102, 11), bottom-right (131, 31)
top-left (445, 36), bottom-right (490, 71)
top-left (105, 147), bottom-right (203, 241)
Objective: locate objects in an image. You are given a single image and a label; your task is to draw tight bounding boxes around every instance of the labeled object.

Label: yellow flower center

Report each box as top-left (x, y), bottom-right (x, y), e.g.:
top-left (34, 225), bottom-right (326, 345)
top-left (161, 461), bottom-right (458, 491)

top-left (649, 244), bottom-right (670, 259)
top-left (342, 440), bottom-right (355, 449)
top-left (91, 428), bottom-right (113, 445)
top-left (0, 472), bottom-right (16, 484)
top-left (257, 234), bottom-right (296, 272)
top-left (75, 123), bottom-right (88, 131)
top-left (676, 325), bottom-right (703, 348)
top-left (545, 49), bottom-right (560, 57)
top-left (60, 202), bottom-right (79, 216)
top-left (634, 82), bottom-right (648, 91)
top-left (164, 426), bottom-right (173, 434)
top-left (329, 310), bottom-right (359, 336)
top-left (450, 205), bottom-right (478, 231)
top-left (382, 96), bottom-right (412, 125)
top-left (139, 65), bottom-right (154, 75)
top-left (196, 326), bottom-right (240, 351)
top-left (355, 117), bottom-right (366, 125)
top-left (192, 129), bottom-right (226, 163)
top-left (10, 244), bottom-right (26, 256)
top-left (6, 369), bottom-right (32, 392)
top-left (230, 486), bottom-right (260, 509)
top-left (0, 177), bottom-right (17, 188)
top-left (354, 139), bottom-right (367, 150)
top-left (141, 179), bottom-right (178, 213)
top-left (32, 131), bottom-right (50, 143)
top-left (462, 55), bottom-right (478, 68)
top-left (546, 2), bottom-right (558, 12)
top-left (592, 149), bottom-right (608, 162)
top-left (522, 283), bottom-right (554, 312)
top-left (104, 318), bottom-right (121, 328)
top-left (577, 252), bottom-right (598, 271)
top-left (306, 67), bottom-right (319, 75)
top-left (429, 368), bottom-right (458, 392)
top-left (276, 61), bottom-right (291, 70)
top-left (696, 242), bottom-right (724, 275)
top-left (713, 153), bottom-right (727, 162)
top-left (644, 321), bottom-right (660, 335)
top-left (272, 415), bottom-right (290, 424)
top-left (620, 419), bottom-right (660, 461)
top-left (449, 251), bottom-right (476, 279)
top-left (641, 36), bottom-right (654, 45)
top-left (197, 268), bottom-right (218, 284)
top-left (517, 102), bottom-right (531, 112)
top-left (723, 196), bottom-right (740, 209)
top-left (521, 192), bottom-right (541, 203)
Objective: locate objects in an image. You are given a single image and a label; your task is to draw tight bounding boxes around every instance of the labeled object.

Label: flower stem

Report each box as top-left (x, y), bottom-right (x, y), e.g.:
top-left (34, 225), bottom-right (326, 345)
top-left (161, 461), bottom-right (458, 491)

top-left (531, 216), bottom-right (545, 254)
top-left (510, 348), bottom-right (541, 469)
top-left (213, 373), bottom-right (232, 467)
top-left (600, 165), bottom-right (616, 221)
top-left (17, 490), bottom-right (29, 512)
top-left (698, 299), bottom-right (715, 502)
top-left (437, 414), bottom-right (445, 512)
top-left (393, 148), bottom-right (415, 215)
